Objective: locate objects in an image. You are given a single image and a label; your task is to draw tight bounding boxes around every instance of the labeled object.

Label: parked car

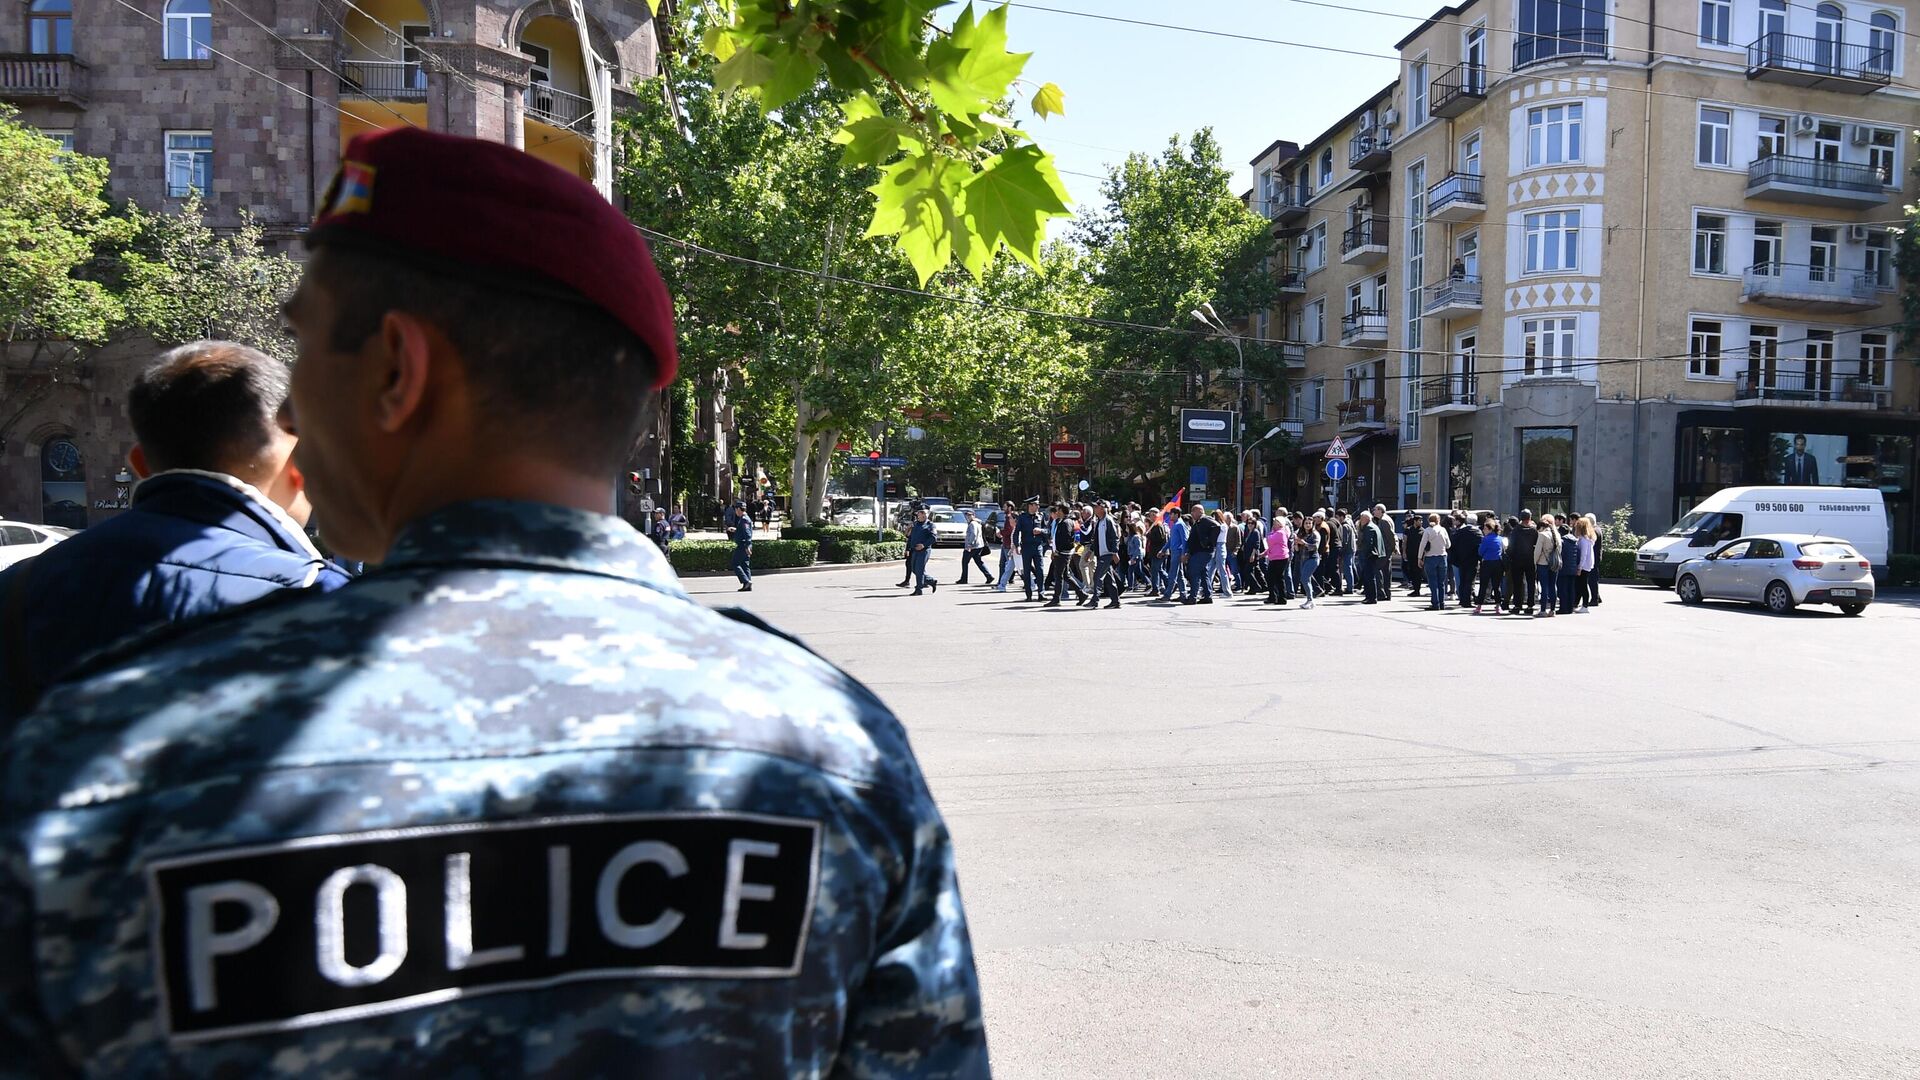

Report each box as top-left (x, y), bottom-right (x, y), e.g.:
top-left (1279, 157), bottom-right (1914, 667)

top-left (0, 520), bottom-right (69, 570)
top-left (1674, 534), bottom-right (1873, 616)
top-left (829, 496), bottom-right (881, 527)
top-left (928, 509), bottom-right (970, 547)
top-left (1638, 486), bottom-right (1887, 587)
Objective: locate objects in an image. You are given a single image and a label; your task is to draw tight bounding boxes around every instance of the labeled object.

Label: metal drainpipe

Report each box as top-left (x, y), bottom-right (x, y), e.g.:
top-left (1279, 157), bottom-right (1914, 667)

top-left (306, 68), bottom-right (316, 218)
top-left (1632, 0), bottom-right (1656, 530)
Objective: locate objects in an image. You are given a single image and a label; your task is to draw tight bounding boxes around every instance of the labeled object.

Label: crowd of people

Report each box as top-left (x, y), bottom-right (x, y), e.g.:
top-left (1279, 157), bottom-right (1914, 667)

top-left (898, 498), bottom-right (1608, 616)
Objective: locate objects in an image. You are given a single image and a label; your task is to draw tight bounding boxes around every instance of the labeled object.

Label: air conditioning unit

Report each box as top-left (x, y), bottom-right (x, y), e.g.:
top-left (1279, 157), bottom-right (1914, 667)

top-left (1793, 113), bottom-right (1819, 134)
top-left (1380, 107), bottom-right (1399, 127)
top-left (1849, 124), bottom-right (1872, 145)
top-left (1298, 233), bottom-right (1315, 250)
top-left (1846, 223), bottom-right (1871, 242)
top-left (1358, 112), bottom-right (1375, 132)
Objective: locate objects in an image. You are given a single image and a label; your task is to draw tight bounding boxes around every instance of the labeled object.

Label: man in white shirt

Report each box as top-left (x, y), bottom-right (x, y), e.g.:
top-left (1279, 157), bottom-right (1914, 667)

top-left (1085, 500), bottom-right (1123, 609)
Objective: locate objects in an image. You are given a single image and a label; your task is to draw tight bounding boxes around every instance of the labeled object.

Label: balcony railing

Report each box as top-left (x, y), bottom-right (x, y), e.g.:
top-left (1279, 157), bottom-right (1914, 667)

top-left (1736, 366), bottom-right (1886, 406)
top-left (1513, 28), bottom-right (1607, 70)
top-left (1349, 130), bottom-right (1392, 171)
top-left (1742, 262), bottom-right (1877, 310)
top-left (1340, 217), bottom-right (1389, 255)
top-left (1263, 188), bottom-right (1307, 221)
top-left (1274, 265), bottom-right (1306, 292)
top-left (0, 54), bottom-right (87, 103)
top-left (1426, 172), bottom-right (1485, 217)
top-left (1340, 309), bottom-right (1389, 342)
top-left (1337, 398), bottom-right (1388, 426)
top-left (1747, 33), bottom-right (1893, 91)
top-left (1422, 276), bottom-right (1483, 315)
top-left (1747, 152), bottom-right (1887, 194)
top-left (337, 59), bottom-right (427, 100)
top-left (525, 82), bottom-right (592, 128)
top-left (1420, 375), bottom-right (1479, 411)
top-left (1430, 61), bottom-right (1487, 118)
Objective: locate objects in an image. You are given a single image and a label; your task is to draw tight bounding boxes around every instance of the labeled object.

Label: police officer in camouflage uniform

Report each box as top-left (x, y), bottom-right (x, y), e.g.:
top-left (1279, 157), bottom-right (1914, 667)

top-left (0, 128), bottom-right (988, 1078)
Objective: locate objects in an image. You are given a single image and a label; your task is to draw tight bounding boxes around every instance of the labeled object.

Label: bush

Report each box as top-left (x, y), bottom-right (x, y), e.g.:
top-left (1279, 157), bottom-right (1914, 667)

top-left (666, 539), bottom-right (817, 574)
top-left (786, 524), bottom-right (905, 545)
top-left (1598, 505), bottom-right (1645, 553)
top-left (821, 540), bottom-right (907, 563)
top-left (1891, 553), bottom-right (1920, 587)
top-left (1598, 548), bottom-right (1639, 580)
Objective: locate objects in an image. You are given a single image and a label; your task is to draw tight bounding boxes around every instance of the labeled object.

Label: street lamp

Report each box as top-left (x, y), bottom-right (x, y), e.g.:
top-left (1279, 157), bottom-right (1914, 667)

top-left (1238, 425), bottom-right (1284, 512)
top-left (1192, 303), bottom-right (1247, 509)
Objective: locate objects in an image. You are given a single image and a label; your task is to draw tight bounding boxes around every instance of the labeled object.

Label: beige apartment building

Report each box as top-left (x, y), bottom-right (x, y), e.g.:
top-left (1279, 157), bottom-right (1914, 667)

top-left (1248, 0), bottom-right (1918, 552)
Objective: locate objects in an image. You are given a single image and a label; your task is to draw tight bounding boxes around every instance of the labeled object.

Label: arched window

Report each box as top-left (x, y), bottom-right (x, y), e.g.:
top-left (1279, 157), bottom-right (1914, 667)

top-left (1318, 148), bottom-right (1333, 187)
top-left (28, 0), bottom-right (72, 54)
top-left (1756, 0), bottom-right (1787, 60)
top-left (1868, 11), bottom-right (1898, 70)
top-left (40, 437), bottom-right (86, 529)
top-left (1813, 3), bottom-right (1844, 71)
top-left (163, 0), bottom-right (212, 61)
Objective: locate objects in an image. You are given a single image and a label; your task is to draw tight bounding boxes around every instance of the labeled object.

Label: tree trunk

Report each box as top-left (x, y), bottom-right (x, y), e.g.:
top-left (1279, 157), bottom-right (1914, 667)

top-left (806, 427), bottom-right (836, 524)
top-left (790, 395), bottom-right (815, 524)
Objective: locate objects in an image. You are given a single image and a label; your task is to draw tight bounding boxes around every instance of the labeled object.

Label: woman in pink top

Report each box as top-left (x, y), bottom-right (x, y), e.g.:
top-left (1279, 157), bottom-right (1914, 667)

top-left (1264, 512), bottom-right (1292, 605)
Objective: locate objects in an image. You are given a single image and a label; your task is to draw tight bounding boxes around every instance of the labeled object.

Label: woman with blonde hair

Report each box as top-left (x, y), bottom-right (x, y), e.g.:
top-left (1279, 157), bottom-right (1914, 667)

top-left (1581, 512), bottom-right (1602, 608)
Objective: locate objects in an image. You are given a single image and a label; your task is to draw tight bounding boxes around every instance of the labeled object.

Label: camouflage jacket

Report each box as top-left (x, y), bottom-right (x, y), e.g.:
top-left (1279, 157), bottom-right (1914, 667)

top-left (0, 500), bottom-right (987, 1078)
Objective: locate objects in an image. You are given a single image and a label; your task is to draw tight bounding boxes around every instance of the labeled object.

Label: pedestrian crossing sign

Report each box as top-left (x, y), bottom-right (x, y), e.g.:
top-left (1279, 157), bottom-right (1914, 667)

top-left (1325, 437), bottom-right (1350, 460)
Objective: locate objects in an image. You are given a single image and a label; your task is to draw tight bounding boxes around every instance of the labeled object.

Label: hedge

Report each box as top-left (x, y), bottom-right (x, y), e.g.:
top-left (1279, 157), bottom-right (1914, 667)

top-left (1598, 548), bottom-right (1639, 580)
top-left (821, 540), bottom-right (907, 564)
top-left (786, 524), bottom-right (905, 545)
top-left (1891, 553), bottom-right (1920, 587)
top-left (666, 539), bottom-right (817, 574)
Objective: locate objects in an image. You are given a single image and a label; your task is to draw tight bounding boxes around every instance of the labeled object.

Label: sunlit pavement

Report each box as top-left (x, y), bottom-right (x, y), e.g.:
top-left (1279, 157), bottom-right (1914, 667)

top-left (686, 562), bottom-right (1920, 1079)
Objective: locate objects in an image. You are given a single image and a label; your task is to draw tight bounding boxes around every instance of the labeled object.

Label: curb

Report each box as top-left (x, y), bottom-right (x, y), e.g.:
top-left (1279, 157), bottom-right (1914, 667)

top-left (677, 561), bottom-right (897, 579)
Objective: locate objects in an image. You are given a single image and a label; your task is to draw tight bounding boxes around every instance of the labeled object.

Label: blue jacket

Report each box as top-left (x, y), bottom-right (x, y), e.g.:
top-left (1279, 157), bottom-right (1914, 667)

top-left (0, 470), bottom-right (350, 725)
top-left (1478, 533), bottom-right (1506, 562)
top-left (1166, 519), bottom-right (1188, 557)
top-left (908, 521), bottom-right (936, 551)
top-left (729, 514), bottom-right (754, 544)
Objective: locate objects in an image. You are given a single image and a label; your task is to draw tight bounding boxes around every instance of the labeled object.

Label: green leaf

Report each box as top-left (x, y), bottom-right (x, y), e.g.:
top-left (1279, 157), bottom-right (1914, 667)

top-left (962, 143), bottom-right (1072, 272)
top-left (1031, 81), bottom-right (1065, 119)
top-left (759, 47), bottom-right (819, 110)
top-left (831, 116), bottom-right (926, 166)
top-left (701, 23), bottom-right (738, 62)
top-left (866, 154), bottom-right (970, 285)
top-left (713, 47), bottom-right (773, 93)
top-left (925, 4), bottom-right (1031, 120)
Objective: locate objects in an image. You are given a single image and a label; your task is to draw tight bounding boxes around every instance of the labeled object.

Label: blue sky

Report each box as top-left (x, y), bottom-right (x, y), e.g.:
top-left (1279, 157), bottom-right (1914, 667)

top-left (1006, 0), bottom-right (1443, 212)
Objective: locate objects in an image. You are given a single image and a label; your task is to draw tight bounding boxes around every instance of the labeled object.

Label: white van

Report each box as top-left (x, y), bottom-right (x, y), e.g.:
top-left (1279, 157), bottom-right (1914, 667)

top-left (1636, 486), bottom-right (1889, 585)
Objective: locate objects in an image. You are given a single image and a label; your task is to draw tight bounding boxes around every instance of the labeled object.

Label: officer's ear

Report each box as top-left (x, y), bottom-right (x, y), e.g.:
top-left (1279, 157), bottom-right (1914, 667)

top-left (371, 309), bottom-right (444, 435)
top-left (128, 445), bottom-right (152, 480)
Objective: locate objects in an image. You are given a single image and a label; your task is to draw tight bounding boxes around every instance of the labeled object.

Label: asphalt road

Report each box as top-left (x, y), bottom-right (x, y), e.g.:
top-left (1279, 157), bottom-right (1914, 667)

top-left (686, 559), bottom-right (1920, 1079)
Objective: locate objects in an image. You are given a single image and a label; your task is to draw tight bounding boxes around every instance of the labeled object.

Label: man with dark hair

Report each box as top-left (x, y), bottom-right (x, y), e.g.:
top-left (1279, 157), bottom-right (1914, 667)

top-left (0, 340), bottom-right (348, 725)
top-left (0, 130), bottom-right (986, 1078)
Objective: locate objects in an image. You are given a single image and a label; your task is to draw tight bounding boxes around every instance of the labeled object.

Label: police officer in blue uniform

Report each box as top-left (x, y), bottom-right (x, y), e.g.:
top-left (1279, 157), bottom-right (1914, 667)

top-left (0, 129), bottom-right (987, 1078)
top-left (728, 501), bottom-right (755, 592)
top-left (906, 509), bottom-right (938, 595)
top-left (1014, 496), bottom-right (1046, 601)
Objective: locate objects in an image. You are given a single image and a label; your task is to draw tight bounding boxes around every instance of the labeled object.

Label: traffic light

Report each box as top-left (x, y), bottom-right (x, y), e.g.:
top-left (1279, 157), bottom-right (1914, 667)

top-left (869, 450), bottom-right (882, 460)
top-left (626, 471), bottom-right (642, 492)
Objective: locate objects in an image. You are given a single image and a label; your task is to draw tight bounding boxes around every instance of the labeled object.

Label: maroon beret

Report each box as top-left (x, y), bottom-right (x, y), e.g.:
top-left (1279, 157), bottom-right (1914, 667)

top-left (307, 127), bottom-right (678, 388)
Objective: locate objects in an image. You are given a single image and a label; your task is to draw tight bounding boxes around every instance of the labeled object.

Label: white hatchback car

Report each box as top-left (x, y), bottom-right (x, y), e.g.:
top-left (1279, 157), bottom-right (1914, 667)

top-left (1674, 534), bottom-right (1874, 616)
top-left (0, 520), bottom-right (70, 570)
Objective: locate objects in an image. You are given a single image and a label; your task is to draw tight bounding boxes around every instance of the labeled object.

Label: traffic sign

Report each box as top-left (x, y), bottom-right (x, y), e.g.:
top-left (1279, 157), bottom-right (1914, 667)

top-left (1325, 458), bottom-right (1349, 482)
top-left (978, 448), bottom-right (1008, 467)
top-left (1180, 408), bottom-right (1236, 446)
top-left (1049, 442), bottom-right (1086, 467)
top-left (1325, 436), bottom-right (1350, 460)
top-left (848, 455), bottom-right (907, 467)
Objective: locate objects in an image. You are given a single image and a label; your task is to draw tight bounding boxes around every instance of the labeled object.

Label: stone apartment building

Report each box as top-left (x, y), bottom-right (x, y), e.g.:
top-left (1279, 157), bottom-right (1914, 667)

top-left (1245, 0), bottom-right (1919, 552)
top-left (0, 0), bottom-right (665, 528)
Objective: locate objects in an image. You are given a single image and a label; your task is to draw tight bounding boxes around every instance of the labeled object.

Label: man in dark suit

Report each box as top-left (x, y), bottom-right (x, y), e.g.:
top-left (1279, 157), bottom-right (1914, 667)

top-left (1043, 503), bottom-right (1087, 607)
top-left (1085, 501), bottom-right (1123, 609)
top-left (1782, 435), bottom-right (1820, 485)
top-left (1015, 496), bottom-right (1047, 600)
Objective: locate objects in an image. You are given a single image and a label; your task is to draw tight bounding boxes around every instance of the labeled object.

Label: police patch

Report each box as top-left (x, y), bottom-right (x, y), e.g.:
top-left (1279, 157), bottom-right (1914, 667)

top-left (147, 812), bottom-right (822, 1043)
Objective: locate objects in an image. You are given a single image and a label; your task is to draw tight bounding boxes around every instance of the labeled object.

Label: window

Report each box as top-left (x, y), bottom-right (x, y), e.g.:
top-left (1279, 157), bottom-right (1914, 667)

top-left (1306, 222), bottom-right (1327, 271)
top-left (40, 129), bottom-right (74, 155)
top-left (1372, 273), bottom-right (1390, 310)
top-left (1308, 377), bottom-right (1327, 421)
top-left (1865, 230), bottom-right (1893, 288)
top-left (1860, 332), bottom-right (1889, 387)
top-left (1409, 58), bottom-right (1429, 122)
top-left (1868, 12), bottom-right (1897, 71)
top-left (1521, 316), bottom-right (1578, 376)
top-left (1518, 427), bottom-right (1575, 520)
top-left (1869, 128), bottom-right (1898, 185)
top-left (1808, 226), bottom-right (1837, 283)
top-left (1697, 107), bottom-right (1731, 167)
top-left (1523, 209), bottom-right (1581, 273)
top-left (1757, 0), bottom-right (1786, 56)
top-left (1346, 281), bottom-right (1365, 316)
top-left (402, 24), bottom-right (431, 89)
top-left (1813, 122), bottom-right (1842, 163)
top-left (1461, 132), bottom-right (1482, 176)
top-left (1319, 148), bottom-right (1333, 187)
top-left (1399, 467), bottom-right (1422, 510)
top-left (164, 0), bottom-right (213, 60)
top-left (40, 437), bottom-right (86, 529)
top-left (1699, 0), bottom-right (1731, 45)
top-left (1689, 319), bottom-right (1724, 377)
top-left (1814, 4), bottom-right (1844, 72)
top-left (1751, 220), bottom-right (1783, 273)
top-left (1693, 213), bottom-right (1727, 274)
top-left (1464, 26), bottom-right (1487, 91)
top-left (1756, 115), bottom-right (1786, 159)
top-left (1516, 0), bottom-right (1608, 67)
top-left (1525, 103), bottom-right (1583, 167)
top-left (1746, 324), bottom-right (1779, 384)
top-left (28, 0), bottom-right (72, 54)
top-left (164, 131), bottom-right (212, 197)
top-left (1305, 298), bottom-right (1326, 344)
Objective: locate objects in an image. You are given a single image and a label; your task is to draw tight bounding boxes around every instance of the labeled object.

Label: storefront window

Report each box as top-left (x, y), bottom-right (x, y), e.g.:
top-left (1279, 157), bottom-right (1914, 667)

top-left (1448, 434), bottom-right (1473, 509)
top-left (1673, 415), bottom-right (1916, 554)
top-left (1518, 427), bottom-right (1574, 518)
top-left (40, 437), bottom-right (87, 529)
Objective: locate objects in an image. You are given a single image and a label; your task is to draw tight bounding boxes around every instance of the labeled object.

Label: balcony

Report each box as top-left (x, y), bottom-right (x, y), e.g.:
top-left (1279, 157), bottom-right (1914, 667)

top-left (1422, 276), bottom-right (1483, 318)
top-left (1513, 29), bottom-right (1607, 71)
top-left (1275, 265), bottom-right (1306, 295)
top-left (1420, 375), bottom-right (1481, 415)
top-left (525, 82), bottom-right (592, 128)
top-left (1264, 188), bottom-right (1309, 225)
top-left (1339, 308), bottom-right (1389, 347)
top-left (1348, 130), bottom-right (1392, 172)
top-left (1426, 172), bottom-right (1485, 222)
top-left (1740, 262), bottom-right (1879, 313)
top-left (1430, 61), bottom-right (1487, 119)
top-left (1340, 216), bottom-right (1389, 265)
top-left (0, 54), bottom-right (87, 107)
top-left (1746, 33), bottom-right (1892, 94)
top-left (1734, 367), bottom-right (1888, 409)
top-left (1337, 397), bottom-right (1390, 430)
top-left (1745, 153), bottom-right (1891, 208)
top-left (337, 59), bottom-right (427, 100)
top-left (1279, 343), bottom-right (1307, 368)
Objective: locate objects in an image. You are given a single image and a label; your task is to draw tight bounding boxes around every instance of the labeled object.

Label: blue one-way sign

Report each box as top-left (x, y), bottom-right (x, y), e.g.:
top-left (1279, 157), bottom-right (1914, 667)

top-left (1325, 458), bottom-right (1349, 482)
